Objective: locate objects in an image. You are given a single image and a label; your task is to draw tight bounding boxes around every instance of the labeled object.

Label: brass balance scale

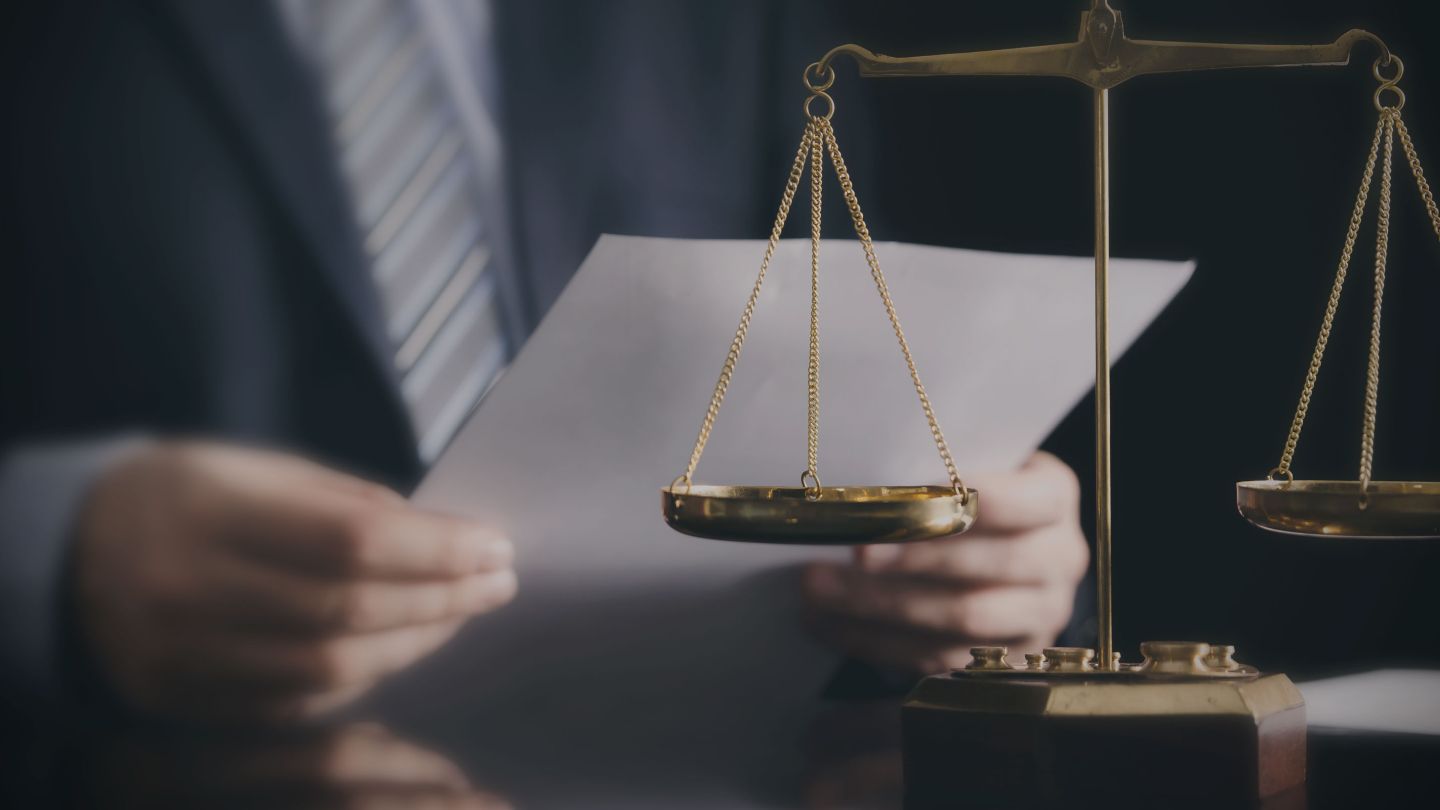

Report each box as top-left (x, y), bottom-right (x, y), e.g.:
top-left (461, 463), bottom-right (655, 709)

top-left (660, 0), bottom-right (1439, 802)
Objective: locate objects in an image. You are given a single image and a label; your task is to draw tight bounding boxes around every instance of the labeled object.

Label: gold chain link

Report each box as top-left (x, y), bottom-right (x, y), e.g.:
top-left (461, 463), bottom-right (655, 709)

top-left (677, 122), bottom-right (816, 487)
top-left (1395, 116), bottom-right (1440, 246)
top-left (804, 119), bottom-right (825, 494)
top-left (1359, 112), bottom-right (1395, 493)
top-left (818, 118), bottom-right (968, 501)
top-left (1271, 55), bottom-right (1440, 494)
top-left (677, 98), bottom-right (965, 500)
top-left (1271, 113), bottom-right (1387, 481)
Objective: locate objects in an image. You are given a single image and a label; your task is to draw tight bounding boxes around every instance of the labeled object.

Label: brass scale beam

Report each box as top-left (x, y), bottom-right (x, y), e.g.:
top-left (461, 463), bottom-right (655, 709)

top-left (813, 0), bottom-right (1392, 671)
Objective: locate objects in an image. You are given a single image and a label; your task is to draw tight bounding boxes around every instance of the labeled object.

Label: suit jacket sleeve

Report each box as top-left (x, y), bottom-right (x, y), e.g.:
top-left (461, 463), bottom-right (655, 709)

top-left (0, 437), bottom-right (144, 697)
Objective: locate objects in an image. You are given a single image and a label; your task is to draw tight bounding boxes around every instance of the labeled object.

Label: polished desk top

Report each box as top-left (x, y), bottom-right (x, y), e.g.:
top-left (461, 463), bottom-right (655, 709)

top-left (7, 695), bottom-right (1437, 809)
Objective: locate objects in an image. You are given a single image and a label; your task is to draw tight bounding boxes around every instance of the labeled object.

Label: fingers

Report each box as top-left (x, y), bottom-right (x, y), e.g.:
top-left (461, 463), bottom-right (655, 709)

top-left (201, 553), bottom-right (518, 634)
top-left (73, 442), bottom-right (518, 724)
top-left (849, 451), bottom-right (1087, 586)
top-left (190, 442), bottom-right (511, 580)
top-left (261, 619), bottom-right (468, 692)
top-left (321, 508), bottom-right (513, 580)
top-left (956, 451), bottom-right (1081, 534)
top-left (803, 563), bottom-right (1073, 640)
top-left (124, 623), bottom-right (472, 722)
top-left (224, 494), bottom-right (514, 580)
top-left (159, 619), bottom-right (469, 703)
top-left (861, 524), bottom-right (1089, 586)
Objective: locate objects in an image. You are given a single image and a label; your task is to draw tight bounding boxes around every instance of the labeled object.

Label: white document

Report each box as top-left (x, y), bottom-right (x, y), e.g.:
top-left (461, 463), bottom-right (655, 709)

top-left (374, 235), bottom-right (1194, 807)
top-left (1301, 669), bottom-right (1440, 736)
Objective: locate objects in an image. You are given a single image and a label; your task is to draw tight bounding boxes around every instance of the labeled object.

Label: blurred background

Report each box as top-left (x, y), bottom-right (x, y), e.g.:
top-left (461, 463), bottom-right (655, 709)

top-left (2, 0), bottom-right (1438, 804)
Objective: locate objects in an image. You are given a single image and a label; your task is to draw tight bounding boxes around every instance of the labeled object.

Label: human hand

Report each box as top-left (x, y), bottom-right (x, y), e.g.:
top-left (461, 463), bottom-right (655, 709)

top-left (803, 451), bottom-right (1087, 673)
top-left (70, 442), bottom-right (516, 722)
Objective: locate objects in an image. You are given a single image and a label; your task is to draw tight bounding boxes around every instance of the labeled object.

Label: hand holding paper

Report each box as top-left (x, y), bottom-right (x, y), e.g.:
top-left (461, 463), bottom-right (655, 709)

top-left (805, 450), bottom-right (1089, 673)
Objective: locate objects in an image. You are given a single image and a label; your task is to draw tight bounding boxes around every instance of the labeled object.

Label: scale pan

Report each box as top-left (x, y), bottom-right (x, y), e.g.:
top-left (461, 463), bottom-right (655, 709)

top-left (1236, 480), bottom-right (1440, 538)
top-left (662, 484), bottom-right (978, 545)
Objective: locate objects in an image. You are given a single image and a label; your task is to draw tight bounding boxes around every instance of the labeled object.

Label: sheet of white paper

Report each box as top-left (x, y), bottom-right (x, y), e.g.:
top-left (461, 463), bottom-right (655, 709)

top-left (374, 235), bottom-right (1194, 807)
top-left (1301, 669), bottom-right (1440, 736)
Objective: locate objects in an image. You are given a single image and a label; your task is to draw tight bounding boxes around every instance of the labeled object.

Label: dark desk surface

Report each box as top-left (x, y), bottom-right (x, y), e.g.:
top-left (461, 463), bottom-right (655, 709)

top-left (6, 697), bottom-right (1437, 809)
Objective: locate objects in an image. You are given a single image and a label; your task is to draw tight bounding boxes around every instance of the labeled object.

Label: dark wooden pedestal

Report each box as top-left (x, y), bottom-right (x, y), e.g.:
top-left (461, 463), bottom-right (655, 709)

top-left (901, 672), bottom-right (1306, 809)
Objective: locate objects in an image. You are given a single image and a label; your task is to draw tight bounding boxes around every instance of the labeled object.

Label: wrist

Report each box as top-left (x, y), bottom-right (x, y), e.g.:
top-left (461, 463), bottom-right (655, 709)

top-left (0, 436), bottom-right (149, 701)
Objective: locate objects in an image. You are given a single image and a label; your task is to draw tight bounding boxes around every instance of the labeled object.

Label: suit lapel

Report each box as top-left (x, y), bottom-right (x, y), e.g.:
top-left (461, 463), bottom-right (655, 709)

top-left (143, 0), bottom-right (401, 387)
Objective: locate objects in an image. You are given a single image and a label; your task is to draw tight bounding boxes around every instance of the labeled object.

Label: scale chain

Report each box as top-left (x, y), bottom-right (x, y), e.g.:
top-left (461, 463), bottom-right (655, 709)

top-left (818, 118), bottom-right (968, 501)
top-left (677, 99), bottom-right (966, 501)
top-left (1395, 116), bottom-right (1440, 246)
top-left (677, 122), bottom-right (816, 487)
top-left (1270, 113), bottom-right (1386, 481)
top-left (1273, 80), bottom-right (1440, 494)
top-left (1359, 113), bottom-right (1395, 494)
top-left (804, 116), bottom-right (824, 494)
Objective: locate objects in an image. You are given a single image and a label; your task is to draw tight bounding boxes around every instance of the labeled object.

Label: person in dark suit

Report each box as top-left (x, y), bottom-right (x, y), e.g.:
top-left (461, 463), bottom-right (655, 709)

top-left (1, 0), bottom-right (527, 721)
top-left (1, 0), bottom-right (1090, 722)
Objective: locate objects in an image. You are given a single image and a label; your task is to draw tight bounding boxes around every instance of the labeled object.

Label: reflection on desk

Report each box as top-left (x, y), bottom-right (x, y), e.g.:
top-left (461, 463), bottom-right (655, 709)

top-left (4, 697), bottom-right (1437, 809)
top-left (9, 723), bottom-right (510, 809)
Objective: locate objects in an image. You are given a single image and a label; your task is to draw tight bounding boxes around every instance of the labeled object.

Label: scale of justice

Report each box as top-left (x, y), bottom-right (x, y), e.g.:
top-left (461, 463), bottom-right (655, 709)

top-left (660, 1), bottom-right (1438, 804)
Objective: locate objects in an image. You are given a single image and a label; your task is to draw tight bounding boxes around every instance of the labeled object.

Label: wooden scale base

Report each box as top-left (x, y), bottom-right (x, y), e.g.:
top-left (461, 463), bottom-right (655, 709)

top-left (901, 643), bottom-right (1306, 808)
